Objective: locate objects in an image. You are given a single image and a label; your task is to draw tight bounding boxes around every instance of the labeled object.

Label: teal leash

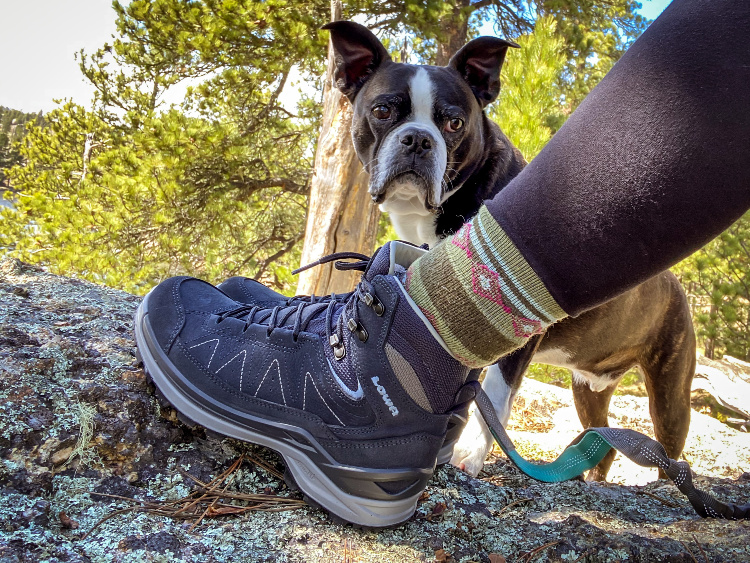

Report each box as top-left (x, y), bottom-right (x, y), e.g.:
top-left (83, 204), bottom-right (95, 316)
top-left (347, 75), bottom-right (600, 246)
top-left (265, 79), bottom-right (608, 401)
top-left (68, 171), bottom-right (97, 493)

top-left (470, 383), bottom-right (750, 519)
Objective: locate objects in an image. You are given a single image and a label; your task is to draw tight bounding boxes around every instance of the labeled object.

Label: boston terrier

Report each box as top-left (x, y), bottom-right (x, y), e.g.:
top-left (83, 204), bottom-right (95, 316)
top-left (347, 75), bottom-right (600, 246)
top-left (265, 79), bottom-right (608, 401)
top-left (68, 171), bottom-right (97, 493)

top-left (324, 21), bottom-right (696, 480)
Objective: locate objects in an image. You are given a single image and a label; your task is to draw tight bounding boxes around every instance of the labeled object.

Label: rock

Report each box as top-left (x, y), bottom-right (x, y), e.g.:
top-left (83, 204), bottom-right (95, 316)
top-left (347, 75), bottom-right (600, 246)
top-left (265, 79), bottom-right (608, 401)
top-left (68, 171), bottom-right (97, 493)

top-left (1, 257), bottom-right (749, 562)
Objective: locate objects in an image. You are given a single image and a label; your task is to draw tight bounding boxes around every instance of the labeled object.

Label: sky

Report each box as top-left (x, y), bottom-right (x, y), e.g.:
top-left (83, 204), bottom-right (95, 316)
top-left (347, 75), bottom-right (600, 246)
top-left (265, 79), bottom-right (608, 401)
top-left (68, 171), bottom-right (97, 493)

top-left (0, 0), bottom-right (673, 115)
top-left (0, 0), bottom-right (120, 114)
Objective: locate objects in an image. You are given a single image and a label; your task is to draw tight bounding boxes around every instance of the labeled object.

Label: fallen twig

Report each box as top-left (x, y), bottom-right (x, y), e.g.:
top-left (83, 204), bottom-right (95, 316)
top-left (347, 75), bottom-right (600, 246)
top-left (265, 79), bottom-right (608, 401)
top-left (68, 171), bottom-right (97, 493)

top-left (635, 489), bottom-right (681, 508)
top-left (692, 534), bottom-right (710, 563)
top-left (517, 540), bottom-right (561, 563)
top-left (496, 497), bottom-right (533, 516)
top-left (677, 539), bottom-right (698, 563)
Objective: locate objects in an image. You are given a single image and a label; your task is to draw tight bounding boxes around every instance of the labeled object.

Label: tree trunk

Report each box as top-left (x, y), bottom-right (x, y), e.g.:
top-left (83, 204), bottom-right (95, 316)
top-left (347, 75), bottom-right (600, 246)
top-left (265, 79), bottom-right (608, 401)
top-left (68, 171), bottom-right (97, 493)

top-left (693, 354), bottom-right (750, 420)
top-left (296, 0), bottom-right (381, 296)
top-left (435, 0), bottom-right (472, 66)
top-left (80, 133), bottom-right (94, 186)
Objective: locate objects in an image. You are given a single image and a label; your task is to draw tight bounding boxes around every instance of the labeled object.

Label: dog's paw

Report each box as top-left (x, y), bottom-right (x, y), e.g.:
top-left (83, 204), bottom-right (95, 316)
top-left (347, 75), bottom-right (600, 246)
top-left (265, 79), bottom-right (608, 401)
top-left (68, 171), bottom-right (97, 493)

top-left (449, 408), bottom-right (494, 478)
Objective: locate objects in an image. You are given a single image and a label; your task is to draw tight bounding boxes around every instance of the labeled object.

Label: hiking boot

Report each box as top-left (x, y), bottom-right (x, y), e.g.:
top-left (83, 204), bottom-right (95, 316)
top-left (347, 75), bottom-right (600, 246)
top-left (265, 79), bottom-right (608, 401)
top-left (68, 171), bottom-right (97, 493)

top-left (134, 242), bottom-right (476, 527)
top-left (217, 251), bottom-right (478, 466)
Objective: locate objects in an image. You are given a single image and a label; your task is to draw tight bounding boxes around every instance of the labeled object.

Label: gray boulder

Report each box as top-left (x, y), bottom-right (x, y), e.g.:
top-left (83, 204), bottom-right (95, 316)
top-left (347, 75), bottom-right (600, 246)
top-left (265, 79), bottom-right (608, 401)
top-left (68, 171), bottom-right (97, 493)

top-left (1, 258), bottom-right (749, 563)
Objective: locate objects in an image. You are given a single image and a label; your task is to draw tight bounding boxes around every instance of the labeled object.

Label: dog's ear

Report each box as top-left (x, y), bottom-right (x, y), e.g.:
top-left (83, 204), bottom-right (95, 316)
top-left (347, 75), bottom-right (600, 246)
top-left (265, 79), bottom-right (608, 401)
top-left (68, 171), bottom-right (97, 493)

top-left (448, 37), bottom-right (520, 108)
top-left (322, 21), bottom-right (391, 101)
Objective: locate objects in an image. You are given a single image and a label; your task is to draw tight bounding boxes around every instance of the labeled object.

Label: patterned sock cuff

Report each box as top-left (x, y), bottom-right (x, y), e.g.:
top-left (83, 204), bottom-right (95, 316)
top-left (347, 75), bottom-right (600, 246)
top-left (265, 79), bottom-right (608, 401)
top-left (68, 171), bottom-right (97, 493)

top-left (405, 206), bottom-right (567, 368)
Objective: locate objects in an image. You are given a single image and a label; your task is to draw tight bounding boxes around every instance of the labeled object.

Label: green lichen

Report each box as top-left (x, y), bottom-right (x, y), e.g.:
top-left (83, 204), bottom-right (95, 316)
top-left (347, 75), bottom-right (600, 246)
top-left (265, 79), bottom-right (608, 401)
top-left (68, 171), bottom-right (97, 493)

top-left (38, 344), bottom-right (74, 381)
top-left (64, 401), bottom-right (101, 469)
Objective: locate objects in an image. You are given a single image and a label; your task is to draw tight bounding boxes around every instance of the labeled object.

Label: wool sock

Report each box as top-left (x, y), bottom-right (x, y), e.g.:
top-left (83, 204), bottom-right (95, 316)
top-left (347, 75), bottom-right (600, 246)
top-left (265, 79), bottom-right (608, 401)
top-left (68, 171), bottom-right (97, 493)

top-left (405, 206), bottom-right (567, 367)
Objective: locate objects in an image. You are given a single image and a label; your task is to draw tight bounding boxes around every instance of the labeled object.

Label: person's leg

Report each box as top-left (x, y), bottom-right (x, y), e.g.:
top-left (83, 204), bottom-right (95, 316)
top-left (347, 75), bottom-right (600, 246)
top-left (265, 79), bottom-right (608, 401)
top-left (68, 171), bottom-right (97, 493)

top-left (407, 0), bottom-right (750, 367)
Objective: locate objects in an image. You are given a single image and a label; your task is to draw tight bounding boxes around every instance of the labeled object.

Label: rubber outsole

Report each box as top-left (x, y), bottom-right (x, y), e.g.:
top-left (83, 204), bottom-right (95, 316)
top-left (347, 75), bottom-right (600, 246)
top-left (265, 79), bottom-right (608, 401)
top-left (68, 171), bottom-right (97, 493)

top-left (133, 293), bottom-right (427, 528)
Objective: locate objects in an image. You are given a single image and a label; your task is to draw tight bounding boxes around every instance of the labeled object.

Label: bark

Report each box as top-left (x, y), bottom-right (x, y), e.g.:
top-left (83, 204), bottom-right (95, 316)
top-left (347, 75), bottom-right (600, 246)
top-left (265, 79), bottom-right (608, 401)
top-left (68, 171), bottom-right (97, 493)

top-left (435, 0), bottom-right (473, 66)
top-left (295, 1), bottom-right (381, 296)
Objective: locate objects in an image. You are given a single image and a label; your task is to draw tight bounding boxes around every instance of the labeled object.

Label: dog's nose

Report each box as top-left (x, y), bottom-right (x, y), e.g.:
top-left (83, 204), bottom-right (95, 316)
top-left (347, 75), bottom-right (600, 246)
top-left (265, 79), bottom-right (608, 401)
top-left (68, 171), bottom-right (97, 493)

top-left (399, 129), bottom-right (433, 154)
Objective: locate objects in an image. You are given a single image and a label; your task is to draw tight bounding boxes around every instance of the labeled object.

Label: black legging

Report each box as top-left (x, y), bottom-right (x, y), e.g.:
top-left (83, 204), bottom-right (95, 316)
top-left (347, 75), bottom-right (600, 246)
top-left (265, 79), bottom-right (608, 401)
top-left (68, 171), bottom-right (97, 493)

top-left (486, 0), bottom-right (750, 315)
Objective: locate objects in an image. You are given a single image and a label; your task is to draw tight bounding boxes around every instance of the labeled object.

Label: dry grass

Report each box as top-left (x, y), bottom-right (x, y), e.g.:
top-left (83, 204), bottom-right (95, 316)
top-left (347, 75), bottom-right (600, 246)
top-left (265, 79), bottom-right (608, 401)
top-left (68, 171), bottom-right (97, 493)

top-left (506, 396), bottom-right (559, 433)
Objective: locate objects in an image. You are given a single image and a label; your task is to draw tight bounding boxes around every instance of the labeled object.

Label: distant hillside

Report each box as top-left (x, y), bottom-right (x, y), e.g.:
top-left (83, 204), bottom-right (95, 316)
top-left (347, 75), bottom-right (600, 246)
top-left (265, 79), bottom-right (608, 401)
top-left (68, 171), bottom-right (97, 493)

top-left (0, 106), bottom-right (44, 188)
top-left (0, 106), bottom-right (44, 140)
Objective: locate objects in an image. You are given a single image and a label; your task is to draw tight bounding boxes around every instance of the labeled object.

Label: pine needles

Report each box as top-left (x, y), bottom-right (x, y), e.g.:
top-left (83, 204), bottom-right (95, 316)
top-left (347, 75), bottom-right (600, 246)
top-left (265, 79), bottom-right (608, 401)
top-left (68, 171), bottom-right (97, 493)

top-left (83, 455), bottom-right (304, 539)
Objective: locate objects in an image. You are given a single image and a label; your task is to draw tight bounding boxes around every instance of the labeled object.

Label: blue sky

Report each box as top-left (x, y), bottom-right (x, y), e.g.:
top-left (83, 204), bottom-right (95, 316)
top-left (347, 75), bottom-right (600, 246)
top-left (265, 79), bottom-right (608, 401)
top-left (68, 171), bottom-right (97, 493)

top-left (639, 0), bottom-right (673, 20)
top-left (0, 0), bottom-right (672, 114)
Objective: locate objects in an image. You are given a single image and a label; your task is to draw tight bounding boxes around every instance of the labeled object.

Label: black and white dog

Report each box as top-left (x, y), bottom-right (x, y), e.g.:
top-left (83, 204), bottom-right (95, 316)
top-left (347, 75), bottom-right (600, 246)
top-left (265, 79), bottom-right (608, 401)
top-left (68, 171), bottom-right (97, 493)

top-left (325, 21), bottom-right (696, 480)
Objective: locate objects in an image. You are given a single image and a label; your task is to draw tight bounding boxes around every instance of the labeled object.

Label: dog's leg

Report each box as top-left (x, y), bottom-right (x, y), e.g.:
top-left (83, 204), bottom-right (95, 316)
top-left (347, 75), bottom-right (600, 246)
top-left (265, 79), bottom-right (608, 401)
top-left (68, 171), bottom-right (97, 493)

top-left (449, 363), bottom-right (515, 476)
top-left (642, 364), bottom-right (693, 479)
top-left (451, 336), bottom-right (541, 477)
top-left (640, 293), bottom-right (696, 478)
top-left (572, 373), bottom-right (619, 481)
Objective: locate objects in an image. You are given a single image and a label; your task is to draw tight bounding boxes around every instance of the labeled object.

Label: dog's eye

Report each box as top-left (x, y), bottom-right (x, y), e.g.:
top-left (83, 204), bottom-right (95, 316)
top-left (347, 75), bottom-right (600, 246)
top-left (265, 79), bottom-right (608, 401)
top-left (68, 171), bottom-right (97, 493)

top-left (372, 105), bottom-right (392, 120)
top-left (445, 118), bottom-right (464, 133)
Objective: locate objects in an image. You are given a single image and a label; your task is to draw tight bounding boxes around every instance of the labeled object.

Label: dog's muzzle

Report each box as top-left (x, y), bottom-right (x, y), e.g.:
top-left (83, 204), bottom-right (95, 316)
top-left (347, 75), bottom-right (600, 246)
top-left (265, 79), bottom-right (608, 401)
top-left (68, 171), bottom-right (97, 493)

top-left (369, 170), bottom-right (434, 207)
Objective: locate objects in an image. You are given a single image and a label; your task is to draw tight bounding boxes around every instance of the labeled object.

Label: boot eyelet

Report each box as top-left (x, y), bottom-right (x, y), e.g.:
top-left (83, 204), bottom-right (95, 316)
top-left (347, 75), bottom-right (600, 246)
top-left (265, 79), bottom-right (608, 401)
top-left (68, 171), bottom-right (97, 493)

top-left (333, 344), bottom-right (346, 360)
top-left (357, 326), bottom-right (368, 342)
top-left (347, 319), bottom-right (368, 342)
top-left (362, 292), bottom-right (385, 316)
top-left (330, 334), bottom-right (346, 360)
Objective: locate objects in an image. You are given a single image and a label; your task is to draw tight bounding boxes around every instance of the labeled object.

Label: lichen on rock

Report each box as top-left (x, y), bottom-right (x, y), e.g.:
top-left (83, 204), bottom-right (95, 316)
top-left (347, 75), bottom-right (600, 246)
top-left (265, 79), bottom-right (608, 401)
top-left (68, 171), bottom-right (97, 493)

top-left (1, 257), bottom-right (749, 562)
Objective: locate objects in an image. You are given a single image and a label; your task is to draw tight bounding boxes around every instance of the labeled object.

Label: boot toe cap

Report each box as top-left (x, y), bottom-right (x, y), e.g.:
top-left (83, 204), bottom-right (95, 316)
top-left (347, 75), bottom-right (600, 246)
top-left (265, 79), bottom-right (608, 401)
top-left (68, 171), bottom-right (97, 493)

top-left (145, 277), bottom-right (236, 351)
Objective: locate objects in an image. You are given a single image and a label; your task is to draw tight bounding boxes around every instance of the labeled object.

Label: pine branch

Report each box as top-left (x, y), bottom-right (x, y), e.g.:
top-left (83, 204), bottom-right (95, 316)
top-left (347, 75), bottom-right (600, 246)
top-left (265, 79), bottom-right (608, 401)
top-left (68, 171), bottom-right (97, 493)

top-left (252, 232), bottom-right (304, 280)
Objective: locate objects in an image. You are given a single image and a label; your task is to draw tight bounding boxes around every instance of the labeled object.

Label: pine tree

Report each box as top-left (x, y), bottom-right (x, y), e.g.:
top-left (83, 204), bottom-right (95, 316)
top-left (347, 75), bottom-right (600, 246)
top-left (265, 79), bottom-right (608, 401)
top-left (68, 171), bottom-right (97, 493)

top-left (673, 213), bottom-right (750, 361)
top-left (489, 16), bottom-right (566, 160)
top-left (1, 0), bottom-right (328, 294)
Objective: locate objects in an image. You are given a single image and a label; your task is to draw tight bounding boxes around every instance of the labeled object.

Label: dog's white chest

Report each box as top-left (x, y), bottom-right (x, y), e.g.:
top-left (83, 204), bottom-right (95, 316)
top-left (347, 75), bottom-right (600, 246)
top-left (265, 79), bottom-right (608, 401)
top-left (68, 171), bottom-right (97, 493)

top-left (379, 183), bottom-right (439, 247)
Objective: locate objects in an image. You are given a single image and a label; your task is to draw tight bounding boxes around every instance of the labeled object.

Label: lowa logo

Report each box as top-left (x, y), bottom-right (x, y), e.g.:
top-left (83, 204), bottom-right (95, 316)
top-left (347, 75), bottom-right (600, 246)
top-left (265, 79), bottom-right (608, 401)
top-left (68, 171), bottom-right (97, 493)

top-left (371, 376), bottom-right (399, 416)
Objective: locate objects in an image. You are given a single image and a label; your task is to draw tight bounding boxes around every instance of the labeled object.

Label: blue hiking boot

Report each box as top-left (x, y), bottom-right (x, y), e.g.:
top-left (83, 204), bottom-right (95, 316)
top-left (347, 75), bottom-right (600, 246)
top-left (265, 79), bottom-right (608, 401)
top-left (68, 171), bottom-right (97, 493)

top-left (217, 249), bottom-right (478, 467)
top-left (134, 242), bottom-right (476, 526)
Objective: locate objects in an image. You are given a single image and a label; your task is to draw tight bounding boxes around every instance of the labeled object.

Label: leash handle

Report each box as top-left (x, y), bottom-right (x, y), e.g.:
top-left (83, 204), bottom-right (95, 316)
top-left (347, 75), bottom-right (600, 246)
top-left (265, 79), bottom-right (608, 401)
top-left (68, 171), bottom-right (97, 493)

top-left (471, 384), bottom-right (750, 519)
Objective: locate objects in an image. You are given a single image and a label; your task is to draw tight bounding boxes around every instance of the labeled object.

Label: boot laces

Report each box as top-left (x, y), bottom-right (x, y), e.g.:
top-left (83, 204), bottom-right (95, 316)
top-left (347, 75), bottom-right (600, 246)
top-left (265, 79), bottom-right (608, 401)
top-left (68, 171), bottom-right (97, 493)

top-left (217, 251), bottom-right (385, 359)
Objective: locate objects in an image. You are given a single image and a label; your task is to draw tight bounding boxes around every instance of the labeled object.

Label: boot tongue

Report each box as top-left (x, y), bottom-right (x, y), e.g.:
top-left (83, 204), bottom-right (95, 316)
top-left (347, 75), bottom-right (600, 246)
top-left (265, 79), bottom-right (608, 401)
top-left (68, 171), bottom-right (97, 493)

top-left (363, 241), bottom-right (428, 282)
top-left (363, 244), bottom-right (393, 282)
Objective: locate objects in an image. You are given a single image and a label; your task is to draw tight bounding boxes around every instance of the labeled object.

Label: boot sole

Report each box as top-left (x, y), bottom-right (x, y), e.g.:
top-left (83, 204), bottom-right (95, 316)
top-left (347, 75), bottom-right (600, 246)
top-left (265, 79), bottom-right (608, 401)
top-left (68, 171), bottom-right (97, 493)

top-left (134, 292), bottom-right (428, 527)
